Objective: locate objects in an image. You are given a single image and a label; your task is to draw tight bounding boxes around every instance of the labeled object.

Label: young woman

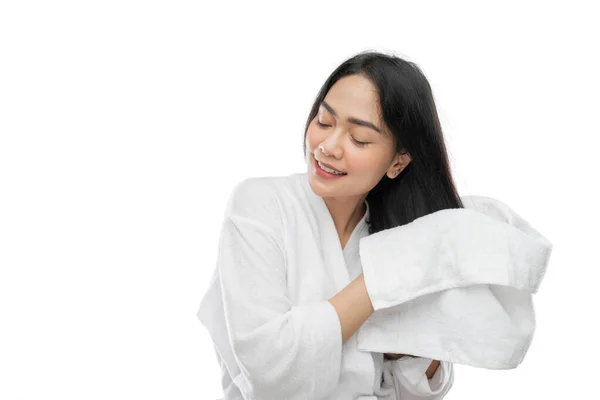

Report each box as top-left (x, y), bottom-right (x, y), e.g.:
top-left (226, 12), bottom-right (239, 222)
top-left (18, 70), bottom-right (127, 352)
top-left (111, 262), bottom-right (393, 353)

top-left (197, 51), bottom-right (551, 399)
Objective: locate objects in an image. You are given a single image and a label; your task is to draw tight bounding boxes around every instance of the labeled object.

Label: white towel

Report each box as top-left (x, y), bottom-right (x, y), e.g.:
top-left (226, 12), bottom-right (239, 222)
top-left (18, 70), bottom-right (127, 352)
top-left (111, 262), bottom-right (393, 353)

top-left (356, 195), bottom-right (553, 369)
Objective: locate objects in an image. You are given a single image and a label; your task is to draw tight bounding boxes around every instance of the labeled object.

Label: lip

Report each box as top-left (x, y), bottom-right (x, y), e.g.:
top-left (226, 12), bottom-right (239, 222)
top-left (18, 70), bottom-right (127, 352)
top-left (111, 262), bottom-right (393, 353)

top-left (315, 157), bottom-right (345, 173)
top-left (314, 158), bottom-right (347, 178)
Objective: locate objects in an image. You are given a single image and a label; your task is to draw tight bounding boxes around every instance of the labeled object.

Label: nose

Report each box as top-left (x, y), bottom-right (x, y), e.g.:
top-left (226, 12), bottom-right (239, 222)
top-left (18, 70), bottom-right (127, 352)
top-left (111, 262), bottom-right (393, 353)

top-left (318, 129), bottom-right (345, 158)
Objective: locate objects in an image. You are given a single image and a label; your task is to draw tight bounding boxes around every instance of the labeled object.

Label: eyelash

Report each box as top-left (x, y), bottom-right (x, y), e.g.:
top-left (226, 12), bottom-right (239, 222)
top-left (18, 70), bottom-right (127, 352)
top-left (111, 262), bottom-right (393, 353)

top-left (315, 120), bottom-right (369, 147)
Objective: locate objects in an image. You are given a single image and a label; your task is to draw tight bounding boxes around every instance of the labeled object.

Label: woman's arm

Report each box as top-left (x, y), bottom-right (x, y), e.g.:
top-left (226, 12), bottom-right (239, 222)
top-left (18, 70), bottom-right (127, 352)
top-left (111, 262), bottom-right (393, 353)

top-left (425, 360), bottom-right (441, 379)
top-left (330, 273), bottom-right (442, 379)
top-left (328, 274), bottom-right (375, 345)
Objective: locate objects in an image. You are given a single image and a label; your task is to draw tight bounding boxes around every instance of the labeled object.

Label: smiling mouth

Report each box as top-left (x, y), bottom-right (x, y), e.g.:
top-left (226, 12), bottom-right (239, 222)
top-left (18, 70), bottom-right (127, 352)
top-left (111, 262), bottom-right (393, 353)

top-left (314, 156), bottom-right (346, 174)
top-left (315, 158), bottom-right (347, 176)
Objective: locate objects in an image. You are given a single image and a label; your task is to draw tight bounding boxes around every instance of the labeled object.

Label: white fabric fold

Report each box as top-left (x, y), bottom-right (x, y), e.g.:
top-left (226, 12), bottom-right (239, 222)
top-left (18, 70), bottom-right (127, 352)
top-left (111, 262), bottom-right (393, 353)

top-left (198, 178), bottom-right (345, 400)
top-left (372, 357), bottom-right (454, 400)
top-left (357, 195), bottom-right (553, 369)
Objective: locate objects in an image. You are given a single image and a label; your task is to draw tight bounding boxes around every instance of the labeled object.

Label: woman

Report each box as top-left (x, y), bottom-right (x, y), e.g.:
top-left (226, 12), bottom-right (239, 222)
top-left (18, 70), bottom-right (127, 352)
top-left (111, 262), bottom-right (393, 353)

top-left (197, 51), bottom-right (548, 399)
top-left (301, 51), bottom-right (458, 397)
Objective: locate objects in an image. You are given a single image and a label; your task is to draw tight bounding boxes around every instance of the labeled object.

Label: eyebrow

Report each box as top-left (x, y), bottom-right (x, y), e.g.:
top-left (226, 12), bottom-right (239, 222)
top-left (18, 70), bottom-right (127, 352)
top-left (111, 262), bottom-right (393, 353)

top-left (320, 100), bottom-right (383, 134)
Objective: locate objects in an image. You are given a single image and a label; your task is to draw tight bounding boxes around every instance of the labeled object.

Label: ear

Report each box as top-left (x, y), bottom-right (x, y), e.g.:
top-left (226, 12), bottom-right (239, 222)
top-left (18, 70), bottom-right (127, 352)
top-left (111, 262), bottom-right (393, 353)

top-left (386, 151), bottom-right (411, 178)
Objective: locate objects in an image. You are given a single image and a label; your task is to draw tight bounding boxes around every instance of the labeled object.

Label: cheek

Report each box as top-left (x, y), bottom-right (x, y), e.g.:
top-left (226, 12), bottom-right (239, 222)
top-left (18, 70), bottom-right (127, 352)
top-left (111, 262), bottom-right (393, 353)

top-left (352, 157), bottom-right (375, 173)
top-left (353, 152), bottom-right (386, 173)
top-left (305, 124), bottom-right (320, 149)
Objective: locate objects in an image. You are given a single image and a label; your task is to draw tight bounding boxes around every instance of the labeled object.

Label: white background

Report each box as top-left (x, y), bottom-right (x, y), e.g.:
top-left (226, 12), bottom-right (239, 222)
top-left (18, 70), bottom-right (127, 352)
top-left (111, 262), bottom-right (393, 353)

top-left (1, 1), bottom-right (598, 399)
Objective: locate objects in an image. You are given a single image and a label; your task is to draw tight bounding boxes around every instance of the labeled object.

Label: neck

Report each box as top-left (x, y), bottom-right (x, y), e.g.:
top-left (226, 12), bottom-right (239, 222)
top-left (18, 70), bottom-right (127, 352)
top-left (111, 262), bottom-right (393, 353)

top-left (323, 195), bottom-right (367, 238)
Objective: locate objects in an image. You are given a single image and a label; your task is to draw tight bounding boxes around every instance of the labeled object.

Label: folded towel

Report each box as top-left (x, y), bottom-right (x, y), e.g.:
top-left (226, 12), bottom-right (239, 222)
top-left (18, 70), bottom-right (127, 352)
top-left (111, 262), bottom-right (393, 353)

top-left (357, 195), bottom-right (553, 369)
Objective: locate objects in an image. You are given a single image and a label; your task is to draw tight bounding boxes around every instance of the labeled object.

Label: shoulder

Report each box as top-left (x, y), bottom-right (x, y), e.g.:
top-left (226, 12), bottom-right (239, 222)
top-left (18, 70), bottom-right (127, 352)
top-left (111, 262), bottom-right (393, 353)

top-left (225, 176), bottom-right (278, 216)
top-left (223, 175), bottom-right (293, 234)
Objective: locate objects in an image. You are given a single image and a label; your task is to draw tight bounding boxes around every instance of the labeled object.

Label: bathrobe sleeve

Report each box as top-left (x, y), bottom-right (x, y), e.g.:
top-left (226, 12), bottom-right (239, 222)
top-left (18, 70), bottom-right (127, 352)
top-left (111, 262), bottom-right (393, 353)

top-left (388, 358), bottom-right (454, 399)
top-left (216, 178), bottom-right (343, 400)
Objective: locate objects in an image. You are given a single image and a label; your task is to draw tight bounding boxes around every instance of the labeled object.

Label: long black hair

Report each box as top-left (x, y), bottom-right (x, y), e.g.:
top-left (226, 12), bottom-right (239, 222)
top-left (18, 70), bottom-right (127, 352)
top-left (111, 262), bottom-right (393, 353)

top-left (302, 50), bottom-right (464, 235)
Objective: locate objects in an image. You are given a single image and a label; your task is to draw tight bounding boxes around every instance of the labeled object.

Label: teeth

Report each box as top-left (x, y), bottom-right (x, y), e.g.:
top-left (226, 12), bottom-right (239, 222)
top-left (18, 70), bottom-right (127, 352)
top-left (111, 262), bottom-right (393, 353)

top-left (318, 160), bottom-right (345, 175)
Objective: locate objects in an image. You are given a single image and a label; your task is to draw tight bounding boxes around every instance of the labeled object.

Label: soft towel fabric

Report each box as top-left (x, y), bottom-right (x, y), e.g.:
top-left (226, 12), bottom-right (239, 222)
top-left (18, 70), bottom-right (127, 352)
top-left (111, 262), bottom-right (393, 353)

top-left (356, 194), bottom-right (553, 369)
top-left (360, 197), bottom-right (551, 309)
top-left (197, 172), bottom-right (456, 399)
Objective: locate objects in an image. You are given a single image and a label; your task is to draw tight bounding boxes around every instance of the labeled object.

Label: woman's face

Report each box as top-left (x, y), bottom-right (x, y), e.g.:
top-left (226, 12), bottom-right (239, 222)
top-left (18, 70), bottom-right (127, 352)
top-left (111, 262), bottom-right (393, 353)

top-left (305, 74), bottom-right (409, 198)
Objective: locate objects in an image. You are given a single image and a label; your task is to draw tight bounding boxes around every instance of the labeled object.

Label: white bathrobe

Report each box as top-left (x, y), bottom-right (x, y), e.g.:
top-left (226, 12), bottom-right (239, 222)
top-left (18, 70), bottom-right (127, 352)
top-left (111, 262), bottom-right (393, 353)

top-left (196, 171), bottom-right (552, 399)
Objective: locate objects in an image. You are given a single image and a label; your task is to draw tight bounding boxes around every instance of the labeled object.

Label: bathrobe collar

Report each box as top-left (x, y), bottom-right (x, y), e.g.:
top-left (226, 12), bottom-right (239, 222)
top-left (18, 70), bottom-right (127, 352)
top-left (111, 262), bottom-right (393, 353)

top-left (299, 172), bottom-right (370, 291)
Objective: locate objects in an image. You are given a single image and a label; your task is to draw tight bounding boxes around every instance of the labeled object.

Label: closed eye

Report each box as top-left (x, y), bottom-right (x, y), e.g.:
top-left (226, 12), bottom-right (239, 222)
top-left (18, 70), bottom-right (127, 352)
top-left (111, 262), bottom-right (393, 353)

top-left (316, 120), bottom-right (369, 147)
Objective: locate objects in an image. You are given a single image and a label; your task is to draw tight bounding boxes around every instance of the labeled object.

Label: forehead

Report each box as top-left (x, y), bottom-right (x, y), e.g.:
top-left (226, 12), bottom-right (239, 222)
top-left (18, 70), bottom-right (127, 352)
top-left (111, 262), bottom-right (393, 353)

top-left (322, 75), bottom-right (381, 118)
